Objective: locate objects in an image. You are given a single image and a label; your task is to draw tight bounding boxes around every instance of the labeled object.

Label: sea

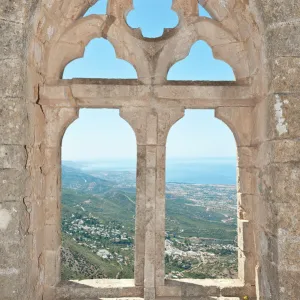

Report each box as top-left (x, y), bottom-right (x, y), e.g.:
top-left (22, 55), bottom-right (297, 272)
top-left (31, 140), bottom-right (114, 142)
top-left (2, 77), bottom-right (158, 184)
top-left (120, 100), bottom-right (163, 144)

top-left (63, 157), bottom-right (236, 185)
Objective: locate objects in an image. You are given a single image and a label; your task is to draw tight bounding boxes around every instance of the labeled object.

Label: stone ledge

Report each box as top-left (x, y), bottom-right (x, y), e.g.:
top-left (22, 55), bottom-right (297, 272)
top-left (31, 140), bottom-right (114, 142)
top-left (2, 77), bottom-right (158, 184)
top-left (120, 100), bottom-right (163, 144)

top-left (55, 279), bottom-right (255, 299)
top-left (56, 279), bottom-right (143, 299)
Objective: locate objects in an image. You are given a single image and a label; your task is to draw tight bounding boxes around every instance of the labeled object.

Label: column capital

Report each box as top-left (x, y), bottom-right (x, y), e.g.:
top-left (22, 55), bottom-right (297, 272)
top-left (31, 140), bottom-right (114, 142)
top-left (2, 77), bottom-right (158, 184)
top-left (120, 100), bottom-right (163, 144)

top-left (120, 106), bottom-right (184, 146)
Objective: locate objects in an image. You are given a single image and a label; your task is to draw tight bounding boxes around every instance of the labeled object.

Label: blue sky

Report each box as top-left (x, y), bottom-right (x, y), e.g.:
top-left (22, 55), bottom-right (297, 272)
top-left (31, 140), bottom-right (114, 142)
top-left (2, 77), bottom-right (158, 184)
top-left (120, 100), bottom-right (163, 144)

top-left (62, 0), bottom-right (236, 161)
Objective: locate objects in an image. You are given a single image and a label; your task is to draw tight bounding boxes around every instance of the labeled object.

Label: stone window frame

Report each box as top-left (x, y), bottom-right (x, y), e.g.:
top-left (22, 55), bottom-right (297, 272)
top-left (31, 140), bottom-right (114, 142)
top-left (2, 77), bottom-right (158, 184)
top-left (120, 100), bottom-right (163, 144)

top-left (34, 1), bottom-right (262, 299)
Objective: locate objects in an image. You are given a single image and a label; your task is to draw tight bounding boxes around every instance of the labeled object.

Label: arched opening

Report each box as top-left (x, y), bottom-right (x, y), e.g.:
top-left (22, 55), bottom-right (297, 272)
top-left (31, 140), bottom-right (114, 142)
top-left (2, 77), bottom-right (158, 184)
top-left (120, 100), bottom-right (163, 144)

top-left (167, 40), bottom-right (235, 81)
top-left (60, 33), bottom-right (138, 281)
top-left (61, 109), bottom-right (137, 280)
top-left (33, 0), bottom-right (259, 298)
top-left (165, 109), bottom-right (238, 279)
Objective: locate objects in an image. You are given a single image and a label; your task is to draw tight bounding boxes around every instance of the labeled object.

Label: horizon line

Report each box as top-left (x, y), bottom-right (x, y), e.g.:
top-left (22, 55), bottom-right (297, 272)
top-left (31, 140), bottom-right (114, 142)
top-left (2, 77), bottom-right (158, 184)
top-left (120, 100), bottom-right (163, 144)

top-left (62, 156), bottom-right (237, 162)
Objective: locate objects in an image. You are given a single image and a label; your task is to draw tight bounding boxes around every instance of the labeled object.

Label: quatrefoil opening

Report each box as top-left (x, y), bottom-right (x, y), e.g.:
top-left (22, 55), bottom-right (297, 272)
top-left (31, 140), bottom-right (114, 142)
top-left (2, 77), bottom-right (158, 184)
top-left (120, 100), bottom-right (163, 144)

top-left (126, 0), bottom-right (179, 38)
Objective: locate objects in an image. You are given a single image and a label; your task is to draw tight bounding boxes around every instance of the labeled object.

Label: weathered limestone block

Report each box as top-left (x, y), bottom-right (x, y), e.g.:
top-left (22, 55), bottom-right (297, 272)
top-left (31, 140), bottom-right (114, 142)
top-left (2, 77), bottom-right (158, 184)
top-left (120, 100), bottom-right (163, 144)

top-left (278, 230), bottom-right (300, 271)
top-left (258, 229), bottom-right (278, 269)
top-left (0, 273), bottom-right (22, 300)
top-left (44, 224), bottom-right (61, 251)
top-left (278, 270), bottom-right (300, 300)
top-left (0, 169), bottom-right (28, 202)
top-left (42, 286), bottom-right (56, 300)
top-left (0, 98), bottom-right (27, 144)
top-left (0, 58), bottom-right (23, 97)
top-left (0, 0), bottom-right (27, 22)
top-left (272, 57), bottom-right (300, 93)
top-left (0, 241), bottom-right (21, 269)
top-left (156, 285), bottom-right (182, 297)
top-left (26, 167), bottom-right (45, 201)
top-left (267, 24), bottom-right (300, 57)
top-left (276, 202), bottom-right (300, 236)
top-left (0, 201), bottom-right (29, 300)
top-left (238, 193), bottom-right (253, 221)
top-left (238, 146), bottom-right (257, 168)
top-left (267, 94), bottom-right (300, 140)
top-left (45, 197), bottom-right (60, 226)
top-left (254, 197), bottom-right (278, 237)
top-left (144, 287), bottom-right (155, 300)
top-left (28, 199), bottom-right (45, 234)
top-left (270, 140), bottom-right (300, 163)
top-left (181, 284), bottom-right (219, 297)
top-left (257, 259), bottom-right (279, 300)
top-left (43, 165), bottom-right (60, 198)
top-left (0, 145), bottom-right (27, 170)
top-left (258, 1), bottom-right (300, 24)
top-left (237, 167), bottom-right (258, 195)
top-left (44, 250), bottom-right (61, 287)
top-left (269, 163), bottom-right (300, 202)
top-left (258, 140), bottom-right (300, 165)
top-left (0, 202), bottom-right (21, 236)
top-left (238, 219), bottom-right (256, 283)
top-left (0, 20), bottom-right (23, 59)
top-left (221, 284), bottom-right (256, 298)
top-left (56, 282), bottom-right (143, 299)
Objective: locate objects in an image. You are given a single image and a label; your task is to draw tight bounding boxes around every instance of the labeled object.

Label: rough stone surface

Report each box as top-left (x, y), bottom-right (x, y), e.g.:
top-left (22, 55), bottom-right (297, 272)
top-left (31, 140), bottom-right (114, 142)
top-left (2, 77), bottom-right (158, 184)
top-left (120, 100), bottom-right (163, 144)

top-left (0, 0), bottom-right (299, 299)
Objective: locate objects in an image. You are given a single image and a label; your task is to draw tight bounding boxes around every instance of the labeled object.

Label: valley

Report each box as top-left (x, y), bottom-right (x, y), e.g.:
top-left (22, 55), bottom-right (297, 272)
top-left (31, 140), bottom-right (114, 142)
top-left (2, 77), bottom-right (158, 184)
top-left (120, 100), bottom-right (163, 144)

top-left (61, 164), bottom-right (237, 280)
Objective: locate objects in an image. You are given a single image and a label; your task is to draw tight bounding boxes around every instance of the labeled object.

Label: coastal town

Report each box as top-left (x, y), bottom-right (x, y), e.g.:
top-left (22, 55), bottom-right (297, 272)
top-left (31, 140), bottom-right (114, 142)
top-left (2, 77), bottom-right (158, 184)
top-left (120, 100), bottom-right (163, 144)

top-left (61, 166), bottom-right (238, 280)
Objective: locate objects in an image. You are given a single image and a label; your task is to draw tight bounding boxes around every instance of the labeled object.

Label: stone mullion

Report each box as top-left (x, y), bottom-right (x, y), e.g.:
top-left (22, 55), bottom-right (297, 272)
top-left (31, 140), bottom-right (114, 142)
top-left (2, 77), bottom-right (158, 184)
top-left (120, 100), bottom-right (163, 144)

top-left (144, 145), bottom-right (158, 300)
top-left (143, 110), bottom-right (159, 300)
top-left (121, 107), bottom-right (185, 299)
top-left (120, 107), bottom-right (158, 299)
top-left (155, 108), bottom-right (185, 288)
top-left (155, 145), bottom-right (167, 287)
top-left (134, 144), bottom-right (147, 286)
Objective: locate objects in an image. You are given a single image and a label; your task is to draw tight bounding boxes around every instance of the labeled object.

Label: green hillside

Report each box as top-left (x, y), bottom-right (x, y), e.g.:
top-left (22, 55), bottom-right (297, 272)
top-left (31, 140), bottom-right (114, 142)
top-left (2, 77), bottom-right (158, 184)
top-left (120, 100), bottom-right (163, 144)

top-left (62, 234), bottom-right (133, 280)
top-left (61, 164), bottom-right (237, 280)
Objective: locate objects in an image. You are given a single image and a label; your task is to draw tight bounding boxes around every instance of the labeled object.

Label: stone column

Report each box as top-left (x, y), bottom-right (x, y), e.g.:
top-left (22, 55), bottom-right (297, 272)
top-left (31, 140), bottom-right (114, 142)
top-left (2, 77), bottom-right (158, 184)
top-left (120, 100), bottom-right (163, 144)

top-left (121, 106), bottom-right (184, 300)
top-left (42, 106), bottom-right (78, 299)
top-left (155, 107), bottom-right (185, 288)
top-left (120, 107), bottom-right (148, 288)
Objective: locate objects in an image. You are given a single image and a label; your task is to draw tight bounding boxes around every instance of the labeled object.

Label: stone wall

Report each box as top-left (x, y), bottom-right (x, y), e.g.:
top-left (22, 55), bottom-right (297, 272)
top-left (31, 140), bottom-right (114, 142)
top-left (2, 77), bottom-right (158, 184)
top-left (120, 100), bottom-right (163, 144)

top-left (0, 1), bottom-right (36, 299)
top-left (251, 1), bottom-right (300, 299)
top-left (0, 1), bottom-right (299, 300)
